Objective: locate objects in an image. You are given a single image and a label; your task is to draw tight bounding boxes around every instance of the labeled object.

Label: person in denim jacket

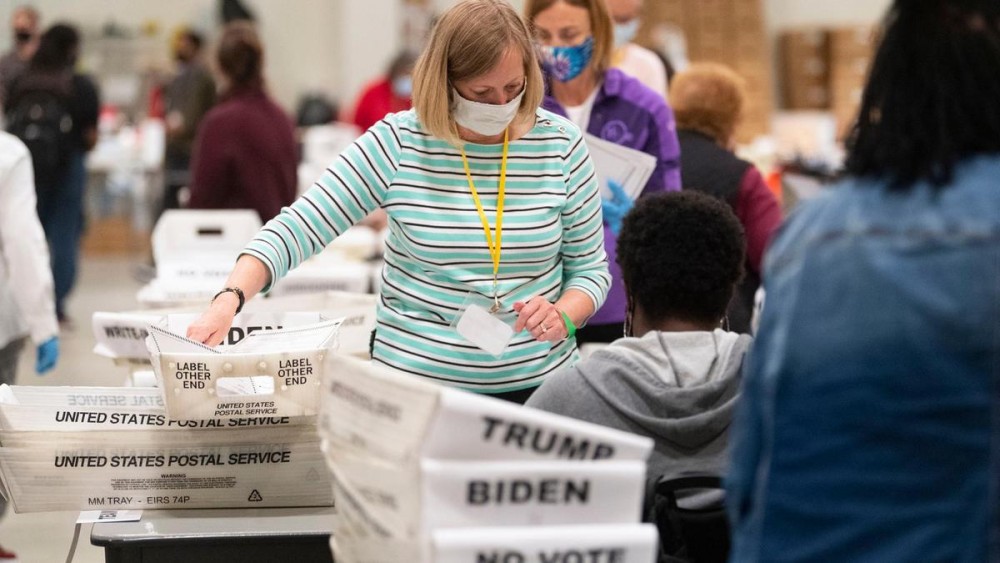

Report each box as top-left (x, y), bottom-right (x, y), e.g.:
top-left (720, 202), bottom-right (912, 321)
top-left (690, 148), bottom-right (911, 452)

top-left (727, 1), bottom-right (1000, 561)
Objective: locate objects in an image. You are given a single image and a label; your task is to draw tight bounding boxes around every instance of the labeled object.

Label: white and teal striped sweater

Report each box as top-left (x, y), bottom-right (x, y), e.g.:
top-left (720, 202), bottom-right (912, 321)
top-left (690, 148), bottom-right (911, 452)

top-left (244, 109), bottom-right (610, 393)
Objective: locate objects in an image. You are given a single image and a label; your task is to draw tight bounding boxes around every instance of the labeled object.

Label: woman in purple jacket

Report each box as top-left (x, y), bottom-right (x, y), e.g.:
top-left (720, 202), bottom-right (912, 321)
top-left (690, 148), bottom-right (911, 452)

top-left (526, 0), bottom-right (681, 343)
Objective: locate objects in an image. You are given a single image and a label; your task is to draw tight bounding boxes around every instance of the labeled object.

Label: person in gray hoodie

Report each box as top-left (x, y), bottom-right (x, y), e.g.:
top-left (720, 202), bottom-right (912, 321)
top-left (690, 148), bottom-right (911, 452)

top-left (527, 190), bottom-right (751, 483)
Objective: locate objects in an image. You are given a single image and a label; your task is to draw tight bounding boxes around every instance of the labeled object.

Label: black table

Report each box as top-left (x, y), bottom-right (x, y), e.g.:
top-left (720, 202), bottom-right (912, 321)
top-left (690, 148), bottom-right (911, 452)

top-left (90, 507), bottom-right (335, 563)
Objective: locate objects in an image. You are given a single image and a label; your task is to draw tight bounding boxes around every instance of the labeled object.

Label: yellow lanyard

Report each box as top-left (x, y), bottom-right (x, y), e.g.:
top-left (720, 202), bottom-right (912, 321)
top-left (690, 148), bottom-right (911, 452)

top-left (460, 128), bottom-right (509, 312)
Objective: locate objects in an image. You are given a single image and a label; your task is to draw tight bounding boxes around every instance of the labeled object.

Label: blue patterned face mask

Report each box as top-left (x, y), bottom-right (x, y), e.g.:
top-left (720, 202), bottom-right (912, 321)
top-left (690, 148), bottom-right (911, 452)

top-left (539, 36), bottom-right (595, 82)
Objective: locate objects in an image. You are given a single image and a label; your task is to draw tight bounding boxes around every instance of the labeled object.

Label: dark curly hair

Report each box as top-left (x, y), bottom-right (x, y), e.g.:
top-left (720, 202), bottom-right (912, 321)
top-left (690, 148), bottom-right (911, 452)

top-left (845, 0), bottom-right (1000, 189)
top-left (616, 192), bottom-right (746, 325)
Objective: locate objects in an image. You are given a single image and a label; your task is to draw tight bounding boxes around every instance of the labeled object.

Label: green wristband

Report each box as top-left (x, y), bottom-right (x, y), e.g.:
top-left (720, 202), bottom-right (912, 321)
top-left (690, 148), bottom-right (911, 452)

top-left (560, 310), bottom-right (577, 339)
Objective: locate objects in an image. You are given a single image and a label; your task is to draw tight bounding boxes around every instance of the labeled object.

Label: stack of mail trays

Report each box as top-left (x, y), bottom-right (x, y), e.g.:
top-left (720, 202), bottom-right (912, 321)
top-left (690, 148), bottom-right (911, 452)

top-left (319, 355), bottom-right (661, 563)
top-left (0, 320), bottom-right (350, 513)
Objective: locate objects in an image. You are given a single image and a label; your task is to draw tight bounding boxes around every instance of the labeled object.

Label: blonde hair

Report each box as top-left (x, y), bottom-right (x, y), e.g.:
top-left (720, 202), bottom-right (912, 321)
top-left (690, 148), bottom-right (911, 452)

top-left (524, 0), bottom-right (615, 75)
top-left (412, 0), bottom-right (544, 147)
top-left (669, 63), bottom-right (746, 143)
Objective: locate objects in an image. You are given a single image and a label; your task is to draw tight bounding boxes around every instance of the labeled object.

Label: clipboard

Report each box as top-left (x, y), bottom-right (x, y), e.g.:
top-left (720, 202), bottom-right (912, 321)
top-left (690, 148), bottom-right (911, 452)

top-left (584, 133), bottom-right (657, 201)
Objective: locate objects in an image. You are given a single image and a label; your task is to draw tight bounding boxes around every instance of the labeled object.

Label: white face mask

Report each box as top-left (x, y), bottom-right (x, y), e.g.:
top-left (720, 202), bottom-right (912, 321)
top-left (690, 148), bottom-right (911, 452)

top-left (451, 87), bottom-right (525, 137)
top-left (614, 19), bottom-right (640, 48)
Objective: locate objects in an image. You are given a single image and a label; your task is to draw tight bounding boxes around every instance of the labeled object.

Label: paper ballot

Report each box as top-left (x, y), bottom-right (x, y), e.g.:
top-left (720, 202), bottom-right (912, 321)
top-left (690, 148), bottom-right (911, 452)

top-left (226, 320), bottom-right (342, 353)
top-left (584, 133), bottom-right (657, 201)
top-left (166, 312), bottom-right (325, 349)
top-left (101, 290), bottom-right (376, 359)
top-left (147, 321), bottom-right (341, 420)
top-left (146, 326), bottom-right (223, 356)
top-left (320, 355), bottom-right (653, 464)
top-left (148, 319), bottom-right (341, 355)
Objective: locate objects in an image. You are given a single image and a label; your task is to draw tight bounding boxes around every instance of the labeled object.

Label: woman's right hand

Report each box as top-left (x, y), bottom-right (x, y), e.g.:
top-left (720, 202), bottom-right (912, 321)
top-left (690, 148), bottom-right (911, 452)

top-left (186, 292), bottom-right (241, 346)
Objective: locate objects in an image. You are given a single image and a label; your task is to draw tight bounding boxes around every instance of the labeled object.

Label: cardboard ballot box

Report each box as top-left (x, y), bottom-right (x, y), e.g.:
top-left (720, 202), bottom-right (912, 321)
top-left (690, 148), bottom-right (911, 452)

top-left (147, 321), bottom-right (341, 420)
top-left (319, 355), bottom-right (657, 563)
top-left (319, 355), bottom-right (654, 464)
top-left (432, 525), bottom-right (658, 563)
top-left (331, 524), bottom-right (659, 563)
top-left (330, 454), bottom-right (646, 538)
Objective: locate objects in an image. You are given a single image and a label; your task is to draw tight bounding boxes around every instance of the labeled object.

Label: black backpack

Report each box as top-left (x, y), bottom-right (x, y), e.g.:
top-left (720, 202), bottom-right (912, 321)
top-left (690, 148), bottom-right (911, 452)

top-left (6, 85), bottom-right (75, 201)
top-left (646, 474), bottom-right (731, 563)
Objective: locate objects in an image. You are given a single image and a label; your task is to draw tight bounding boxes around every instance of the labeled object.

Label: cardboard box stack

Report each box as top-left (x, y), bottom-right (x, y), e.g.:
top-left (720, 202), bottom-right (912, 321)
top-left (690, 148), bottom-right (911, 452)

top-left (778, 25), bottom-right (875, 138)
top-left (828, 26), bottom-right (875, 137)
top-left (319, 355), bottom-right (660, 563)
top-left (637, 0), bottom-right (775, 142)
top-left (780, 29), bottom-right (829, 110)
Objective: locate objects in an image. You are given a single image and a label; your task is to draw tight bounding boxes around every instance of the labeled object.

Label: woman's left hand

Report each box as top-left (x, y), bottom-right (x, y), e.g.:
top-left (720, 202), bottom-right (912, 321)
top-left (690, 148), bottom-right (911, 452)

top-left (514, 296), bottom-right (566, 342)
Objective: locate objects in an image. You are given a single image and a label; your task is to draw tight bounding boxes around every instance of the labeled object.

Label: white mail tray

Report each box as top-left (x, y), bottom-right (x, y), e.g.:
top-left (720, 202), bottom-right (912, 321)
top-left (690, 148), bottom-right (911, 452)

top-left (146, 321), bottom-right (340, 421)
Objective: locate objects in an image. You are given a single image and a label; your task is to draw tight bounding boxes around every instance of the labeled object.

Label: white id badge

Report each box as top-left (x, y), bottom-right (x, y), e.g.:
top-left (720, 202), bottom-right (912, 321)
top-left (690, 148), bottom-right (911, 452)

top-left (453, 295), bottom-right (515, 358)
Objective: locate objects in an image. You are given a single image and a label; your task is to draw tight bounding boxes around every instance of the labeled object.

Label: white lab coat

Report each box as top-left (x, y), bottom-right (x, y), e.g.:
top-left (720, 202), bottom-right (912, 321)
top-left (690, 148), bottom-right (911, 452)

top-left (0, 132), bottom-right (58, 348)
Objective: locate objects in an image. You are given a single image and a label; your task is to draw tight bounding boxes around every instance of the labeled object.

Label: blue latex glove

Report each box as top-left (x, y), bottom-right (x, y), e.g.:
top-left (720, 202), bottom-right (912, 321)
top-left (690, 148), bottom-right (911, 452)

top-left (601, 179), bottom-right (633, 236)
top-left (35, 337), bottom-right (59, 374)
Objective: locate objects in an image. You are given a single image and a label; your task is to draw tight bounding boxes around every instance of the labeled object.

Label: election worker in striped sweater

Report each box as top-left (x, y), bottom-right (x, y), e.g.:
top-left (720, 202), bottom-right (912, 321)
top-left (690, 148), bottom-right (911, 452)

top-left (187, 0), bottom-right (611, 404)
